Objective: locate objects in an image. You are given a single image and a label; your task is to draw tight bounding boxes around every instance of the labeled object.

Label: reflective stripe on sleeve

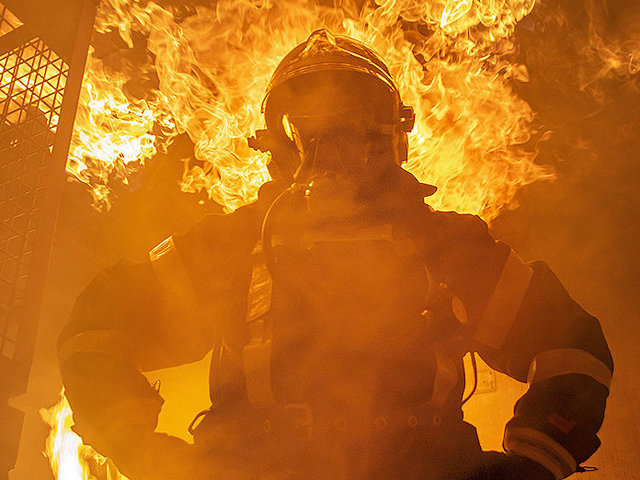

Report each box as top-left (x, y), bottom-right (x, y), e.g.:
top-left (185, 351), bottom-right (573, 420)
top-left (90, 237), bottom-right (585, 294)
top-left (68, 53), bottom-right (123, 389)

top-left (58, 330), bottom-right (137, 366)
top-left (528, 348), bottom-right (612, 390)
top-left (474, 249), bottom-right (533, 349)
top-left (504, 426), bottom-right (577, 480)
top-left (246, 243), bottom-right (272, 324)
top-left (149, 236), bottom-right (198, 316)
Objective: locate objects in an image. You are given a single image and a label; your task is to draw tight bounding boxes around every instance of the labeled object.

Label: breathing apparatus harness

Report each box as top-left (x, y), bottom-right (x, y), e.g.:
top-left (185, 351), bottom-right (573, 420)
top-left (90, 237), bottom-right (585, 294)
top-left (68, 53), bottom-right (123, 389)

top-left (227, 175), bottom-right (479, 438)
top-left (192, 29), bottom-right (478, 441)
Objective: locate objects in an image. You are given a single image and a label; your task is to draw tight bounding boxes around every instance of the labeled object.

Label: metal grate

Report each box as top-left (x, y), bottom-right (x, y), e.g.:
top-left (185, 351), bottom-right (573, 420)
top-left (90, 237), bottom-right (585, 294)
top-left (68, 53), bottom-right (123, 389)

top-left (0, 1), bottom-right (95, 477)
top-left (0, 4), bottom-right (22, 37)
top-left (0, 37), bottom-right (68, 360)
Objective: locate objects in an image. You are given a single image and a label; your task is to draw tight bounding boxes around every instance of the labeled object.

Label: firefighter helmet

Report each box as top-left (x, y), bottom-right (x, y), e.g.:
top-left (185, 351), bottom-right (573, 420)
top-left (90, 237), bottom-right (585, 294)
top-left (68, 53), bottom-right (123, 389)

top-left (249, 29), bottom-right (415, 179)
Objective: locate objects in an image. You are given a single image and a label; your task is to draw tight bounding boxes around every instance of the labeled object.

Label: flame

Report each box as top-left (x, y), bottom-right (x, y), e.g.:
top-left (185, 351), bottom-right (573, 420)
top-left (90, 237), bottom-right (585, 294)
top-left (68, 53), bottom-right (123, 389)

top-left (66, 50), bottom-right (177, 210)
top-left (42, 393), bottom-right (128, 480)
top-left (360, 0), bottom-right (548, 218)
top-left (45, 2), bottom-right (639, 475)
top-left (51, 0), bottom-right (560, 475)
top-left (66, 0), bottom-right (556, 218)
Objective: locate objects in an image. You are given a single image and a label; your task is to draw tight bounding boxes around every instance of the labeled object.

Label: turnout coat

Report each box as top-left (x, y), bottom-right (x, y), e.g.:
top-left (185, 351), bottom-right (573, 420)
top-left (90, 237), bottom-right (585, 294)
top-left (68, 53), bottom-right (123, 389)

top-left (58, 168), bottom-right (613, 480)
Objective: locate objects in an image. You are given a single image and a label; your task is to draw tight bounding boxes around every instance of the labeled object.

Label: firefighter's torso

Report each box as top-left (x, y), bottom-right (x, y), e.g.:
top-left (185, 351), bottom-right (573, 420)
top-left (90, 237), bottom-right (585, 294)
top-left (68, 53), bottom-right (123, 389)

top-left (270, 237), bottom-right (435, 408)
top-left (202, 187), bottom-right (481, 479)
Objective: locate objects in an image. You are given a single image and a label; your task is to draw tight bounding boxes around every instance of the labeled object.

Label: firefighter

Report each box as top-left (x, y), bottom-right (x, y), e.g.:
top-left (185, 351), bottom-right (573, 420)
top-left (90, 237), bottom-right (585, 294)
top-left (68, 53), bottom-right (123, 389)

top-left (57, 30), bottom-right (613, 480)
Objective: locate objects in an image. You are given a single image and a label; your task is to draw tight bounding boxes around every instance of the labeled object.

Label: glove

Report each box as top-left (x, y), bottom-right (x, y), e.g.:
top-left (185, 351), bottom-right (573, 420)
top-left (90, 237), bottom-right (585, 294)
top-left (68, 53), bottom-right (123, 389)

top-left (481, 451), bottom-right (557, 480)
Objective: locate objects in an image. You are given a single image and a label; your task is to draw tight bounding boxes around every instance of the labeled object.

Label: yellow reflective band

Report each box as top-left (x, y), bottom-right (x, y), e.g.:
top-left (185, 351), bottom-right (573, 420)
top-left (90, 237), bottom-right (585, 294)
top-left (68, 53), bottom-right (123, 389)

top-left (247, 243), bottom-right (273, 324)
top-left (528, 348), bottom-right (612, 390)
top-left (58, 330), bottom-right (137, 366)
top-left (474, 249), bottom-right (533, 349)
top-left (504, 426), bottom-right (577, 480)
top-left (149, 236), bottom-right (175, 262)
top-left (149, 236), bottom-right (198, 317)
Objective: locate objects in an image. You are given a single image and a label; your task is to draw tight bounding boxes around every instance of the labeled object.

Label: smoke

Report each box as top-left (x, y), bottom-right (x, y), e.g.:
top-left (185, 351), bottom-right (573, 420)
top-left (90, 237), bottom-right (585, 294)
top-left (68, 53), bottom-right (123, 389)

top-left (11, 0), bottom-right (640, 478)
top-left (490, 0), bottom-right (640, 474)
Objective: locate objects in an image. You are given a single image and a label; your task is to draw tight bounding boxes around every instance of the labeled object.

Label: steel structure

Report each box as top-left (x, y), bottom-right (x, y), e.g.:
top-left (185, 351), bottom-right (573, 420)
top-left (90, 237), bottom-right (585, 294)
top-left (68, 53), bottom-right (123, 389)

top-left (0, 1), bottom-right (95, 478)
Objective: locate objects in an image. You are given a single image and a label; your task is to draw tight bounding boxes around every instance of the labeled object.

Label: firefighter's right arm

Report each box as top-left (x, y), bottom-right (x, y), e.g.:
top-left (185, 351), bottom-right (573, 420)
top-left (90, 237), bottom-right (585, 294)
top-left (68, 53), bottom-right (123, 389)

top-left (57, 205), bottom-right (262, 478)
top-left (418, 209), bottom-right (612, 480)
top-left (58, 259), bottom-right (187, 478)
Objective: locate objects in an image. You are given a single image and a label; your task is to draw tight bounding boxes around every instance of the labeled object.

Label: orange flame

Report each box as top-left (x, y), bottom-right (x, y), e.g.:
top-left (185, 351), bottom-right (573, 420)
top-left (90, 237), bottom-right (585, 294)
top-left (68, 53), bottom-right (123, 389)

top-left (47, 2), bottom-right (638, 476)
top-left (41, 393), bottom-right (128, 480)
top-left (53, 0), bottom-right (556, 475)
top-left (66, 51), bottom-right (177, 210)
top-left (66, 0), bottom-right (556, 218)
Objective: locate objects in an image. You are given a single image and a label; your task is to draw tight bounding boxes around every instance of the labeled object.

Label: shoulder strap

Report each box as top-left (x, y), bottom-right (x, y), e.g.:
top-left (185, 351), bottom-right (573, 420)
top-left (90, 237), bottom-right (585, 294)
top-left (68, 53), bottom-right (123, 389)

top-left (243, 242), bottom-right (277, 406)
top-left (241, 218), bottom-right (467, 410)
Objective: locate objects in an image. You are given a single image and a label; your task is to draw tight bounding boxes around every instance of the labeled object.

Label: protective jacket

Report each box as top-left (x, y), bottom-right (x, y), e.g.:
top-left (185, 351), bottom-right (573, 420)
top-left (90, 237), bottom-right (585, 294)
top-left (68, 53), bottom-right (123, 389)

top-left (58, 167), bottom-right (613, 480)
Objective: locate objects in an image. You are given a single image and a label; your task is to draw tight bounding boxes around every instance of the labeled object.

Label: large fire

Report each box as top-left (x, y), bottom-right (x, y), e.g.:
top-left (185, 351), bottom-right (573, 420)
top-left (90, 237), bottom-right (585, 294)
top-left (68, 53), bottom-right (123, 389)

top-left (48, 0), bottom-right (567, 477)
top-left (66, 0), bottom-right (554, 217)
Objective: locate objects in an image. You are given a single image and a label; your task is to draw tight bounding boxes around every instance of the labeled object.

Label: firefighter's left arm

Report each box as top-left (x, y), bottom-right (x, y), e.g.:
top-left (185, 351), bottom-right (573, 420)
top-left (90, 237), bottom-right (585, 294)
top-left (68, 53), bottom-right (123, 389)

top-left (420, 210), bottom-right (612, 480)
top-left (474, 258), bottom-right (613, 480)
